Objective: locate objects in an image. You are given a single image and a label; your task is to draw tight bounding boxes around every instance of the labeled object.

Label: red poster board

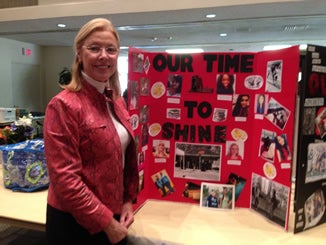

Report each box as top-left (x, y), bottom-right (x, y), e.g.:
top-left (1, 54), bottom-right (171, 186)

top-left (129, 46), bottom-right (299, 230)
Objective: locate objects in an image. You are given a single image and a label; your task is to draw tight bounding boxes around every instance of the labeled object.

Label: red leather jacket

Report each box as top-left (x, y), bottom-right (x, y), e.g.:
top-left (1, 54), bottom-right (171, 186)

top-left (44, 80), bottom-right (139, 234)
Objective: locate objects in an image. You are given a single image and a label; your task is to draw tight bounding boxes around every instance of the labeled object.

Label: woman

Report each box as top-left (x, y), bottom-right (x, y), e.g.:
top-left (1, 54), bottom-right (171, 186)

top-left (232, 94), bottom-right (250, 117)
top-left (275, 134), bottom-right (292, 161)
top-left (167, 74), bottom-right (182, 96)
top-left (153, 141), bottom-right (170, 158)
top-left (44, 18), bottom-right (139, 245)
top-left (216, 73), bottom-right (235, 94)
top-left (226, 142), bottom-right (242, 160)
top-left (256, 94), bottom-right (265, 114)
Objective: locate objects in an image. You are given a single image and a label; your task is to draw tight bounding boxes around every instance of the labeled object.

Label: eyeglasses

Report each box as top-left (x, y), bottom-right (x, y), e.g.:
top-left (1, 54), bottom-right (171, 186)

top-left (84, 45), bottom-right (118, 55)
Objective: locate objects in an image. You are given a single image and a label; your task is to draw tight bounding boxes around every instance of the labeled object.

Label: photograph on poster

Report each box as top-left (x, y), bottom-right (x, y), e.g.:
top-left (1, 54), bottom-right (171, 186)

top-left (166, 108), bottom-right (181, 120)
top-left (167, 74), bottom-right (182, 97)
top-left (148, 123), bottom-right (161, 137)
top-left (212, 108), bottom-right (227, 122)
top-left (148, 123), bottom-right (162, 137)
top-left (141, 123), bottom-right (149, 147)
top-left (143, 56), bottom-right (150, 74)
top-left (263, 162), bottom-right (277, 179)
top-left (182, 181), bottom-right (201, 202)
top-left (266, 60), bottom-right (282, 92)
top-left (305, 142), bottom-right (326, 183)
top-left (131, 52), bottom-right (144, 73)
top-left (190, 75), bottom-right (203, 92)
top-left (255, 94), bottom-right (268, 115)
top-left (230, 128), bottom-right (248, 141)
top-left (303, 189), bottom-right (325, 230)
top-left (174, 142), bottom-right (221, 181)
top-left (140, 77), bottom-right (150, 96)
top-left (152, 139), bottom-right (170, 159)
top-left (265, 97), bottom-right (290, 130)
top-left (138, 151), bottom-right (145, 166)
top-left (138, 170), bottom-right (144, 192)
top-left (151, 169), bottom-right (175, 197)
top-left (226, 173), bottom-right (246, 201)
top-left (232, 94), bottom-right (250, 117)
top-left (134, 135), bottom-right (139, 153)
top-left (139, 105), bottom-right (149, 124)
top-left (129, 80), bottom-right (139, 110)
top-left (315, 107), bottom-right (326, 139)
top-left (251, 173), bottom-right (289, 227)
top-left (244, 75), bottom-right (263, 90)
top-left (190, 75), bottom-right (214, 93)
top-left (225, 141), bottom-right (243, 165)
top-left (130, 114), bottom-right (139, 131)
top-left (151, 81), bottom-right (166, 99)
top-left (303, 107), bottom-right (316, 135)
top-left (259, 129), bottom-right (276, 162)
top-left (275, 134), bottom-right (292, 162)
top-left (216, 73), bottom-right (235, 95)
top-left (200, 182), bottom-right (235, 210)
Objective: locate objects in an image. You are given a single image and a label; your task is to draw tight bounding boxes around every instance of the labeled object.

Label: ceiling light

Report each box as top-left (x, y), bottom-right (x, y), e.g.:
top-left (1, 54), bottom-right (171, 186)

top-left (57, 23), bottom-right (66, 28)
top-left (166, 48), bottom-right (204, 54)
top-left (283, 25), bottom-right (309, 31)
top-left (263, 45), bottom-right (291, 50)
top-left (206, 14), bottom-right (216, 18)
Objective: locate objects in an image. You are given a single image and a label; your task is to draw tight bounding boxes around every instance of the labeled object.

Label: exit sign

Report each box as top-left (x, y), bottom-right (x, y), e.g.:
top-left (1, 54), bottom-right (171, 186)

top-left (22, 48), bottom-right (32, 56)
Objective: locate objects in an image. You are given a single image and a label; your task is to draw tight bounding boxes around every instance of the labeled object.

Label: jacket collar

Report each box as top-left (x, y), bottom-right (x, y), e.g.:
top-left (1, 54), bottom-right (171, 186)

top-left (81, 71), bottom-right (110, 94)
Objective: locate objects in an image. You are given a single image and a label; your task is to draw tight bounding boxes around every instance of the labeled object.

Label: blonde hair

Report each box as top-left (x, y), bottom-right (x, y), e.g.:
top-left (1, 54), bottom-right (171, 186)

top-left (63, 18), bottom-right (121, 99)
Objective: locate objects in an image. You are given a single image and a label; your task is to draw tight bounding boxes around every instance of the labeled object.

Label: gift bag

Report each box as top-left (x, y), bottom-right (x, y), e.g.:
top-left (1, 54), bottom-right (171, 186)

top-left (0, 139), bottom-right (49, 192)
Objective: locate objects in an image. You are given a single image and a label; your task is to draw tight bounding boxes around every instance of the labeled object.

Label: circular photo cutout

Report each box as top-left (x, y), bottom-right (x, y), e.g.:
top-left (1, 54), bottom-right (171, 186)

top-left (263, 162), bottom-right (277, 179)
top-left (151, 81), bottom-right (166, 99)
top-left (244, 75), bottom-right (263, 90)
top-left (231, 128), bottom-right (248, 141)
top-left (149, 123), bottom-right (162, 137)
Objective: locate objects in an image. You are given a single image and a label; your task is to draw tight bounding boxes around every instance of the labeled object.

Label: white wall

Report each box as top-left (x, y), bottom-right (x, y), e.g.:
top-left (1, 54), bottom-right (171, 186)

top-left (0, 38), bottom-right (129, 112)
top-left (0, 38), bottom-right (42, 110)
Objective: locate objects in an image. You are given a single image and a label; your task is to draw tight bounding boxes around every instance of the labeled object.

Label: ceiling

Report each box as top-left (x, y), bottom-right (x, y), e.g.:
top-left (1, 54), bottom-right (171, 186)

top-left (1, 0), bottom-right (326, 55)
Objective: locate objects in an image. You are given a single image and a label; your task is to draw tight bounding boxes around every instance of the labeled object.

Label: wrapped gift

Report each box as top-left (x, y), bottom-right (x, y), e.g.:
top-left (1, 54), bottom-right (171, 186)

top-left (0, 139), bottom-right (49, 192)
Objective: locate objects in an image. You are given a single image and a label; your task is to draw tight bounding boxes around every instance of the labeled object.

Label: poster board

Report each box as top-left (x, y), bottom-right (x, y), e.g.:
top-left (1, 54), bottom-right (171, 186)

top-left (128, 46), bottom-right (299, 230)
top-left (294, 44), bottom-right (326, 233)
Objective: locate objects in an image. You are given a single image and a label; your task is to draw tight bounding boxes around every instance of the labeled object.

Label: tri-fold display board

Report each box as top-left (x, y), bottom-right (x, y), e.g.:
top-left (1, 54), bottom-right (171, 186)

top-left (127, 45), bottom-right (325, 232)
top-left (294, 44), bottom-right (326, 233)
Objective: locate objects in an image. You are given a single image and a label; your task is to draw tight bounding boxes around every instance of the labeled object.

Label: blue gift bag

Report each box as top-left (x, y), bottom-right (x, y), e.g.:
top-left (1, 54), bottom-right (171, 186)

top-left (0, 139), bottom-right (49, 192)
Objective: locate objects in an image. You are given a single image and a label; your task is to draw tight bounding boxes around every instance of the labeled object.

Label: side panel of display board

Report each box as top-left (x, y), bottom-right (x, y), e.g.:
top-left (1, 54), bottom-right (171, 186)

top-left (294, 44), bottom-right (326, 233)
top-left (128, 46), bottom-right (299, 230)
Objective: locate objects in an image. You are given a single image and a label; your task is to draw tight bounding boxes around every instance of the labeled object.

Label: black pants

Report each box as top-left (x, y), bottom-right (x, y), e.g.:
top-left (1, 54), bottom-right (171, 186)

top-left (46, 204), bottom-right (127, 245)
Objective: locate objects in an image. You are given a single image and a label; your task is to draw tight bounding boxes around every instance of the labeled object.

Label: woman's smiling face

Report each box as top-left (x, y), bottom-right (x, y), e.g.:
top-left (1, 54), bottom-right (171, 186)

top-left (77, 30), bottom-right (119, 82)
top-left (221, 74), bottom-right (230, 87)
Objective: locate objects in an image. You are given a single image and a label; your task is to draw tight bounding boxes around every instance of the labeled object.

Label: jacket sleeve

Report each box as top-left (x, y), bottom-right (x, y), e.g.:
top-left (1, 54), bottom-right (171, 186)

top-left (44, 95), bottom-right (113, 234)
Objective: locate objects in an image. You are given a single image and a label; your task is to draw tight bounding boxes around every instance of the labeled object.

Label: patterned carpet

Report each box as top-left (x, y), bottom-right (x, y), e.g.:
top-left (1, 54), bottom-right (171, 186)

top-left (0, 223), bottom-right (46, 245)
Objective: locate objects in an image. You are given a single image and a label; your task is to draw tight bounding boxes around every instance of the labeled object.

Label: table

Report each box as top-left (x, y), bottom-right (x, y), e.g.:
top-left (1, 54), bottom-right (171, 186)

top-left (0, 164), bottom-right (47, 231)
top-left (128, 199), bottom-right (326, 245)
top-left (0, 163), bottom-right (325, 243)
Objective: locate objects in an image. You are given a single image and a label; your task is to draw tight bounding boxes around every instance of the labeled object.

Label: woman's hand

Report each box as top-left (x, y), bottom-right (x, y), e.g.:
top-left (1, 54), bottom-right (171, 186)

top-left (120, 202), bottom-right (134, 228)
top-left (104, 218), bottom-right (128, 244)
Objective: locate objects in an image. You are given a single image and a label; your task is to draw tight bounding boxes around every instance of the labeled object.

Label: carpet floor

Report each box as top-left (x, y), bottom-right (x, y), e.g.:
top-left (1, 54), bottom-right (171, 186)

top-left (0, 224), bottom-right (46, 245)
